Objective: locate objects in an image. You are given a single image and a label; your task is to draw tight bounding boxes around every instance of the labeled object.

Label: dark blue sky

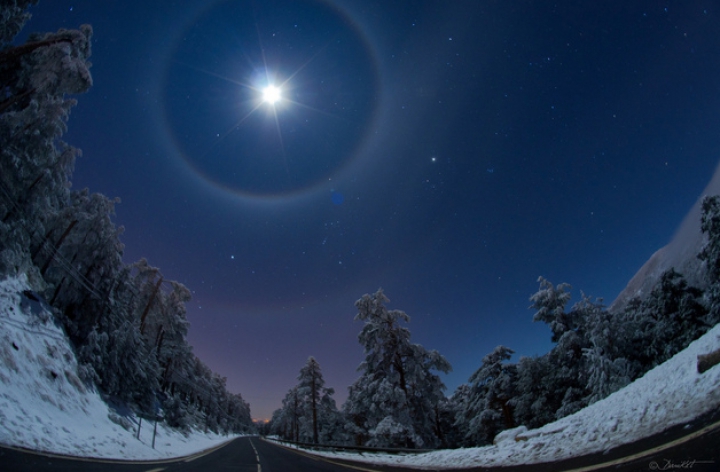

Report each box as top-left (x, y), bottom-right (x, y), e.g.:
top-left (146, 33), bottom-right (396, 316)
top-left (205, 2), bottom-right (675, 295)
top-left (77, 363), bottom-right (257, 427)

top-left (23, 0), bottom-right (720, 419)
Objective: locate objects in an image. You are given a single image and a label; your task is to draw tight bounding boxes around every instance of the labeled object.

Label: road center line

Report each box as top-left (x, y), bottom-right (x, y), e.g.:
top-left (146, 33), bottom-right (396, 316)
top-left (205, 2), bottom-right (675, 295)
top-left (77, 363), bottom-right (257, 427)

top-left (249, 438), bottom-right (262, 472)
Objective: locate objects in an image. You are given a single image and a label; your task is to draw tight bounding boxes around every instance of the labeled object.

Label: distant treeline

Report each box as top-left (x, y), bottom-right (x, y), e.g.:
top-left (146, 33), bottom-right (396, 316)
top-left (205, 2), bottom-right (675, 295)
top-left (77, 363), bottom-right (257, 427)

top-left (0, 1), bottom-right (254, 434)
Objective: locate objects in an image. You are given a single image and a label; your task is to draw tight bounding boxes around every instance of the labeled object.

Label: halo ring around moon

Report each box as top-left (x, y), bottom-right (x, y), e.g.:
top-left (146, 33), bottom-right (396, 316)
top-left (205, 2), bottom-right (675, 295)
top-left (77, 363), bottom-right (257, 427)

top-left (160, 0), bottom-right (382, 203)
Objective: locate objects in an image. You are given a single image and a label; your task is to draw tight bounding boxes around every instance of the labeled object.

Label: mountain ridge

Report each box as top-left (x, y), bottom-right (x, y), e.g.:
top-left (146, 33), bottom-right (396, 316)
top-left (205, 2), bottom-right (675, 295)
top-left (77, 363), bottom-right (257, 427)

top-left (609, 160), bottom-right (720, 312)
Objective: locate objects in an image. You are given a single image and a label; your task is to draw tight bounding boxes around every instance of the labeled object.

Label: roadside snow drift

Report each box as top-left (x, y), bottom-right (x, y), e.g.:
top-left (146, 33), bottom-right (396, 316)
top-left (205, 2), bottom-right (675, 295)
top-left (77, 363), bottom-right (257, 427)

top-left (0, 275), bottom-right (237, 460)
top-left (288, 323), bottom-right (720, 469)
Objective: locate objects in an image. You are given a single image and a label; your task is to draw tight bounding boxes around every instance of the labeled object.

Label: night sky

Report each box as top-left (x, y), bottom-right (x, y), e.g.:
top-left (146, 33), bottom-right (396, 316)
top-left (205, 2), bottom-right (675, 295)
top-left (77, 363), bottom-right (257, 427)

top-left (21, 1), bottom-right (720, 420)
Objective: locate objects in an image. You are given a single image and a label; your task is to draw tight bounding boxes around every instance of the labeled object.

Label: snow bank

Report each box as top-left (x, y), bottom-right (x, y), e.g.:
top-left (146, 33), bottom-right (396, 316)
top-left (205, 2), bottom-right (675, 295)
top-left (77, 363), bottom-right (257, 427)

top-left (0, 275), bottom-right (237, 460)
top-left (290, 322), bottom-right (720, 469)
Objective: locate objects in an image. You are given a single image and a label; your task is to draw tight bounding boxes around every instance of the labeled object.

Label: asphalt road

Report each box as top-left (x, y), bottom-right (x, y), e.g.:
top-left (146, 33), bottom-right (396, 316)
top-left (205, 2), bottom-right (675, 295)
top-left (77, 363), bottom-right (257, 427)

top-left (162, 437), bottom-right (380, 472)
top-left (0, 437), bottom-right (386, 472)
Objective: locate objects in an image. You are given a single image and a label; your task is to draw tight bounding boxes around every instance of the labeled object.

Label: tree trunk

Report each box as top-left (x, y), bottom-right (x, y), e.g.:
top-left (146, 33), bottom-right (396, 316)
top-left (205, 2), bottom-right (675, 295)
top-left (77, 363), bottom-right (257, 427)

top-left (293, 390), bottom-right (300, 442)
top-left (434, 405), bottom-right (444, 446)
top-left (40, 219), bottom-right (78, 276)
top-left (0, 86), bottom-right (35, 114)
top-left (394, 352), bottom-right (408, 395)
top-left (1, 171), bottom-right (44, 223)
top-left (0, 36), bottom-right (74, 66)
top-left (501, 399), bottom-right (515, 429)
top-left (312, 370), bottom-right (318, 444)
top-left (155, 327), bottom-right (165, 352)
top-left (50, 276), bottom-right (66, 306)
top-left (140, 277), bottom-right (163, 334)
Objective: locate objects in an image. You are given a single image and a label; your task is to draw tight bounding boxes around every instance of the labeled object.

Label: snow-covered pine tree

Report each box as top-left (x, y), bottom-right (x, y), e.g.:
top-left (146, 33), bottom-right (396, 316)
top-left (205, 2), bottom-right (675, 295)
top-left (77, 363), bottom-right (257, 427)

top-left (435, 391), bottom-right (462, 448)
top-left (43, 190), bottom-right (125, 340)
top-left (78, 315), bottom-right (159, 415)
top-left (0, 1), bottom-right (256, 436)
top-left (226, 392), bottom-right (253, 434)
top-left (298, 357), bottom-right (322, 443)
top-left (455, 345), bottom-right (516, 446)
top-left (579, 294), bottom-right (634, 404)
top-left (700, 195), bottom-right (720, 327)
top-left (145, 279), bottom-right (192, 396)
top-left (627, 269), bottom-right (708, 369)
top-left (0, 1), bottom-right (37, 45)
top-left (269, 357), bottom-right (347, 444)
top-left (0, 4), bottom-right (92, 282)
top-left (316, 391), bottom-right (351, 445)
top-left (74, 259), bottom-right (165, 415)
top-left (272, 387), bottom-right (302, 442)
top-left (528, 278), bottom-right (590, 420)
top-left (582, 342), bottom-right (632, 405)
top-left (344, 289), bottom-right (451, 449)
top-left (509, 355), bottom-right (556, 429)
top-left (530, 276), bottom-right (574, 342)
top-left (297, 356), bottom-right (329, 444)
top-left (700, 196), bottom-right (720, 283)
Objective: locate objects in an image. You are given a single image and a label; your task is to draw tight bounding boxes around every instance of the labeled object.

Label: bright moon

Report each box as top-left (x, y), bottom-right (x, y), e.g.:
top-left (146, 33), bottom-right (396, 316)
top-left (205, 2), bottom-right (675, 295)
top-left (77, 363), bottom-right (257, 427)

top-left (262, 85), bottom-right (281, 104)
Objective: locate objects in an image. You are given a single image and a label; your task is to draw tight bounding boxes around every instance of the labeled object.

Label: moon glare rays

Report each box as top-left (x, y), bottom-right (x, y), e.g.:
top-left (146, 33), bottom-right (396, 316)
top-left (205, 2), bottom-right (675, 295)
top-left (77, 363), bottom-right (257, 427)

top-left (162, 0), bottom-right (381, 198)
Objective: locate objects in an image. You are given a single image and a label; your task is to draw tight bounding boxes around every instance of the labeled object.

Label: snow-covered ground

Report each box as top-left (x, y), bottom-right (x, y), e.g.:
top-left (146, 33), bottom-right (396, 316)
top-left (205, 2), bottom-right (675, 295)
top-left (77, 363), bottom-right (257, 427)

top-left (279, 322), bottom-right (720, 469)
top-left (0, 275), bottom-right (238, 460)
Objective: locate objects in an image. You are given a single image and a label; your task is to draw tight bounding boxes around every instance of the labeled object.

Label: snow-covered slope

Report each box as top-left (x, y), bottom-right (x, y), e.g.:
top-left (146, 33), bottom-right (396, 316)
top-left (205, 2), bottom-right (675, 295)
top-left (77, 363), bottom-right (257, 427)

top-left (610, 160), bottom-right (720, 312)
top-left (0, 275), bottom-right (237, 460)
top-left (280, 323), bottom-right (720, 469)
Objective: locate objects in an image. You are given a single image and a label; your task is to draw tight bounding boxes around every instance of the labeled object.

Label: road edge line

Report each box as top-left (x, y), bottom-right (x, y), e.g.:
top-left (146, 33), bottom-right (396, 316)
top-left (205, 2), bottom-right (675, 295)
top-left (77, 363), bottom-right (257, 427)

top-left (557, 418), bottom-right (720, 472)
top-left (260, 418), bottom-right (720, 472)
top-left (261, 437), bottom-right (386, 472)
top-left (0, 435), bottom-right (242, 465)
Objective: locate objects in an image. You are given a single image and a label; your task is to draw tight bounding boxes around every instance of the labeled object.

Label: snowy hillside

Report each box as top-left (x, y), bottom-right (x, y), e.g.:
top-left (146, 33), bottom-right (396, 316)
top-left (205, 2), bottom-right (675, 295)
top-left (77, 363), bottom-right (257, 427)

top-left (280, 323), bottom-right (720, 469)
top-left (610, 160), bottom-right (720, 312)
top-left (0, 275), bottom-right (237, 460)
